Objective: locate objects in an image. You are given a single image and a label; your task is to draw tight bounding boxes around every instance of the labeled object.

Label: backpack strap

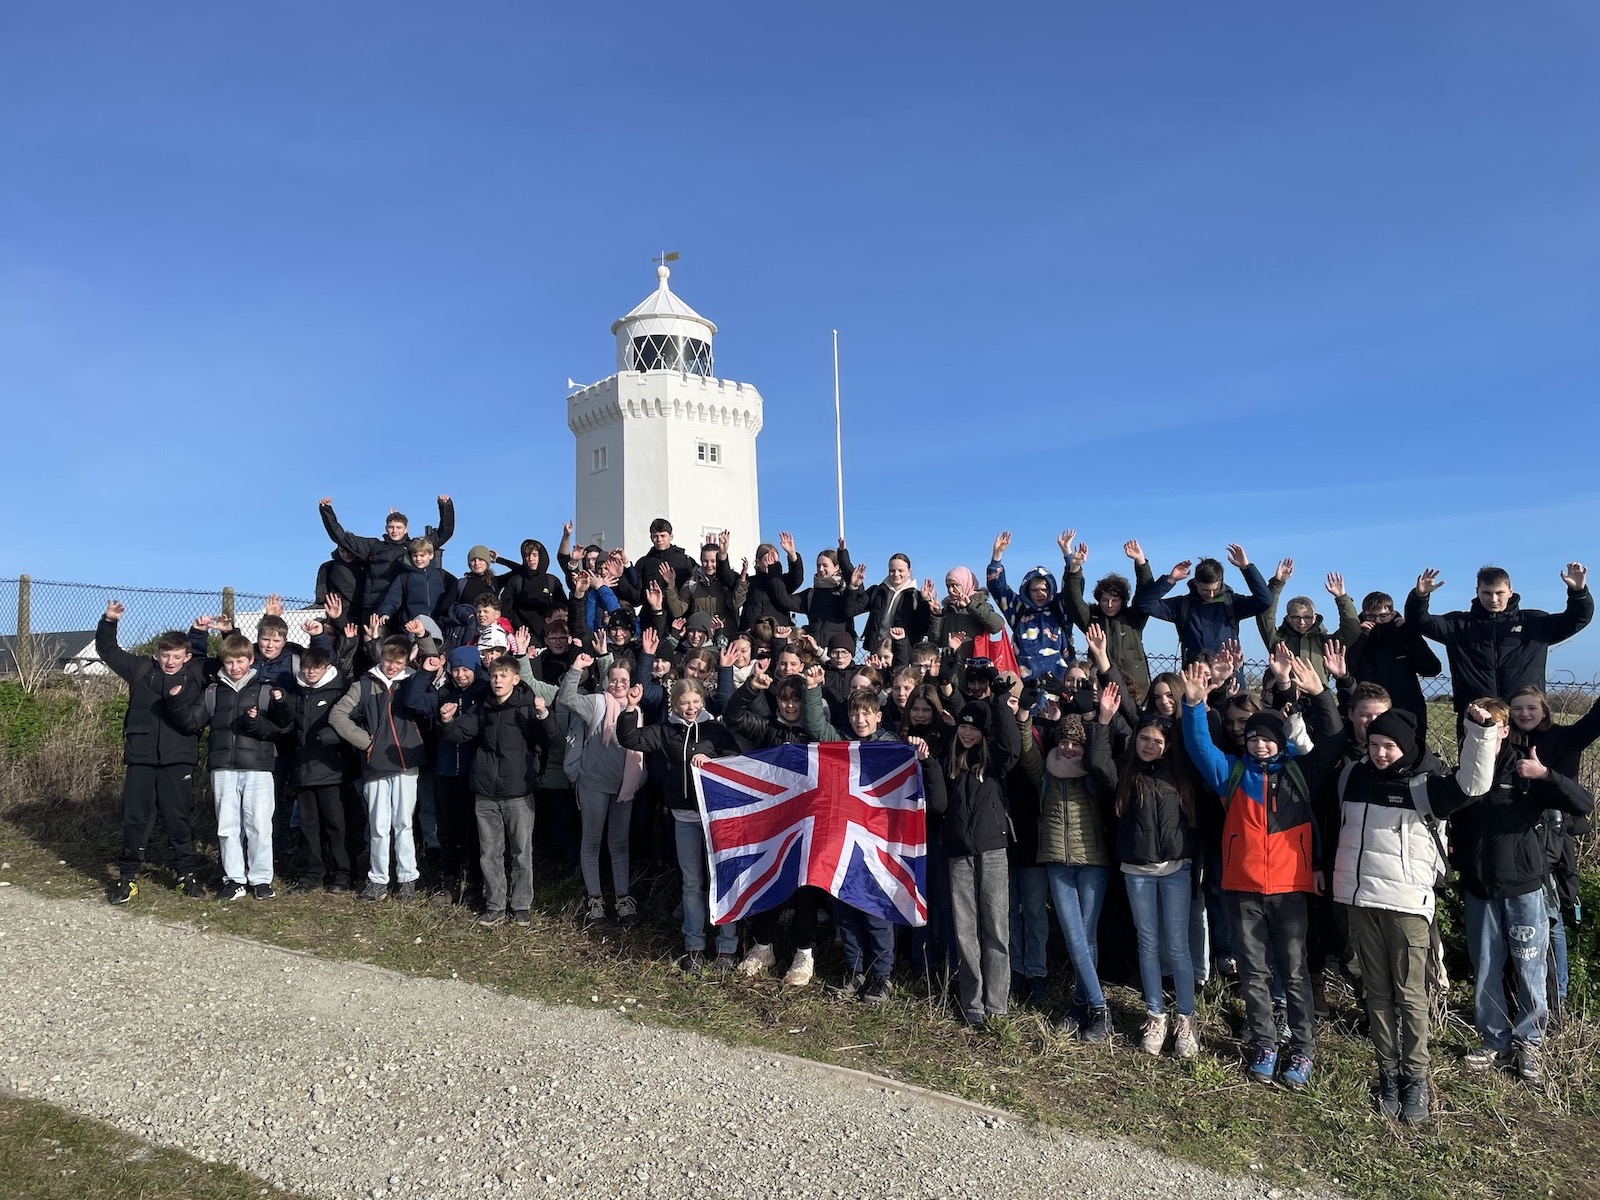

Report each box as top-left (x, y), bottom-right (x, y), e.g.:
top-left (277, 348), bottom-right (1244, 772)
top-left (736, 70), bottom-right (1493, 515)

top-left (1408, 773), bottom-right (1452, 882)
top-left (1336, 758), bottom-right (1357, 804)
top-left (1223, 757), bottom-right (1246, 802)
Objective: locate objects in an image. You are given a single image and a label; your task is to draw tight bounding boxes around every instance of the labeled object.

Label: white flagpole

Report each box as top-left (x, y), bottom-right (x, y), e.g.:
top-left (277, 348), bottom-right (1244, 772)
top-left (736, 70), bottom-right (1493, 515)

top-left (833, 329), bottom-right (845, 542)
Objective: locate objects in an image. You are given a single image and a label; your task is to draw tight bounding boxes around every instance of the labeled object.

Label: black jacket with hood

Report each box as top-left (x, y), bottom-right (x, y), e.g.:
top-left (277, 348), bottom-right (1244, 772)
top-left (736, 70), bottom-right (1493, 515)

top-left (1406, 586), bottom-right (1593, 712)
top-left (940, 696), bottom-right (1023, 858)
top-left (1450, 743), bottom-right (1594, 901)
top-left (438, 681), bottom-right (549, 800)
top-left (269, 663), bottom-right (354, 787)
top-left (95, 617), bottom-right (208, 767)
top-left (616, 707), bottom-right (741, 813)
top-left (499, 540), bottom-right (569, 641)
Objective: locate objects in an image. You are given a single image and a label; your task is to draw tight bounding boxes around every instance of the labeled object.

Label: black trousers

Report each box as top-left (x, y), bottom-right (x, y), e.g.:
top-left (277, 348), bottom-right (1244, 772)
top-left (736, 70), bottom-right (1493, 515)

top-left (438, 775), bottom-right (483, 885)
top-left (119, 763), bottom-right (200, 880)
top-left (751, 886), bottom-right (828, 951)
top-left (297, 783), bottom-right (351, 886)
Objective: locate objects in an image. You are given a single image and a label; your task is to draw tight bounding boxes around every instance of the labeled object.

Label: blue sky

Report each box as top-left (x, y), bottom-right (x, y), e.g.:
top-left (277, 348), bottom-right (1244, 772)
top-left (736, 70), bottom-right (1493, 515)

top-left (2, 3), bottom-right (1598, 669)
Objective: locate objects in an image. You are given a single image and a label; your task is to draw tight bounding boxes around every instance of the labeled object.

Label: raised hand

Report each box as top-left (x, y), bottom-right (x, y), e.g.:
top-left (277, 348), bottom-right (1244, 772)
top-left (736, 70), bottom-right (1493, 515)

top-left (1273, 558), bottom-right (1294, 584)
top-left (343, 622), bottom-right (358, 640)
top-left (626, 684), bottom-right (644, 708)
top-left (193, 614), bottom-right (213, 631)
top-left (718, 529), bottom-right (731, 552)
top-left (511, 626), bottom-right (532, 656)
top-left (1070, 541), bottom-right (1089, 572)
top-left (572, 651), bottom-right (596, 673)
top-left (1169, 560), bottom-right (1193, 584)
top-left (365, 614), bottom-right (385, 641)
top-left (1562, 562), bottom-right (1588, 591)
top-left (670, 617), bottom-right (687, 634)
top-left (944, 630), bottom-right (962, 652)
top-left (1288, 655), bottom-right (1324, 696)
top-left (658, 561), bottom-right (674, 585)
top-left (1324, 572), bottom-right (1346, 598)
top-left (750, 668), bottom-right (773, 691)
top-left (1465, 701), bottom-right (1494, 726)
top-left (1516, 745), bottom-right (1550, 781)
top-left (1180, 662), bottom-right (1210, 706)
top-left (710, 615), bottom-right (724, 632)
top-left (993, 530), bottom-right (1012, 560)
top-left (719, 643), bottom-right (739, 668)
top-left (850, 563), bottom-right (867, 588)
top-left (739, 557), bottom-right (750, 578)
top-left (645, 579), bottom-right (664, 609)
top-left (1415, 568), bottom-right (1444, 596)
top-left (437, 494), bottom-right (450, 505)
top-left (1097, 680), bottom-right (1121, 724)
top-left (908, 735), bottom-right (930, 761)
top-left (803, 664), bottom-right (826, 690)
top-left (774, 624), bottom-right (794, 640)
top-left (1323, 639), bottom-right (1347, 679)
top-left (324, 592), bottom-right (344, 620)
top-left (640, 627), bottom-right (659, 655)
top-left (779, 531), bottom-right (796, 557)
top-left (1123, 539), bottom-right (1146, 565)
top-left (405, 619), bottom-right (424, 636)
top-left (438, 701), bottom-right (458, 724)
top-left (571, 570), bottom-right (591, 598)
top-left (1055, 529), bottom-right (1077, 557)
top-left (304, 618), bottom-right (323, 638)
top-left (1226, 544), bottom-right (1250, 570)
top-left (264, 594), bottom-right (284, 617)
top-left (422, 654), bottom-right (445, 674)
top-left (1269, 641), bottom-right (1294, 685)
top-left (533, 696), bottom-right (547, 718)
top-left (319, 497), bottom-right (333, 509)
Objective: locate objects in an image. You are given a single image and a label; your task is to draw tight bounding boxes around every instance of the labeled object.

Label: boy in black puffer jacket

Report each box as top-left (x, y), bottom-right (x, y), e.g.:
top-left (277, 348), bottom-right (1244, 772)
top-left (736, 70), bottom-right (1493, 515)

top-left (96, 601), bottom-right (209, 904)
top-left (438, 657), bottom-right (549, 927)
top-left (266, 645), bottom-right (357, 894)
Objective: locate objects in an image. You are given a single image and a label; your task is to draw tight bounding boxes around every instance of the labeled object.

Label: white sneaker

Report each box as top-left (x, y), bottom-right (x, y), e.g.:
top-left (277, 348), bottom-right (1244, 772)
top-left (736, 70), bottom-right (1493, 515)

top-left (1140, 1011), bottom-right (1169, 1056)
top-left (782, 948), bottom-right (815, 988)
top-left (737, 942), bottom-right (776, 977)
top-left (1172, 1013), bottom-right (1199, 1059)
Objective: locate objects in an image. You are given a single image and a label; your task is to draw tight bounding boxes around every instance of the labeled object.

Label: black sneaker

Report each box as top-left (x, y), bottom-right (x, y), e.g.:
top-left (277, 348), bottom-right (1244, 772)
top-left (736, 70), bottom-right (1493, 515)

top-left (679, 950), bottom-right (706, 973)
top-left (1027, 976), bottom-right (1051, 1007)
top-left (358, 882), bottom-right (388, 903)
top-left (476, 910), bottom-right (506, 928)
top-left (177, 876), bottom-right (206, 899)
top-left (1080, 1004), bottom-right (1111, 1045)
top-left (860, 976), bottom-right (892, 1006)
top-left (290, 878), bottom-right (321, 895)
top-left (220, 881), bottom-right (247, 902)
top-left (252, 882), bottom-right (275, 900)
top-left (326, 880), bottom-right (352, 895)
top-left (511, 910), bottom-right (532, 927)
top-left (111, 879), bottom-right (138, 905)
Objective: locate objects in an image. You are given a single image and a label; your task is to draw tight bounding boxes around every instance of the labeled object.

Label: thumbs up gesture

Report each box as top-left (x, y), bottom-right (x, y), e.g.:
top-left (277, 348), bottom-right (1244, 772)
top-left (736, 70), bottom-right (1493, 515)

top-left (1516, 745), bottom-right (1551, 781)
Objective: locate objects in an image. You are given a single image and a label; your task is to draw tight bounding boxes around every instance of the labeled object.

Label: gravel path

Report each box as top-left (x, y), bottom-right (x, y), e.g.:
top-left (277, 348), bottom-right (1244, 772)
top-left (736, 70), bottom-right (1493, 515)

top-left (0, 888), bottom-right (1337, 1200)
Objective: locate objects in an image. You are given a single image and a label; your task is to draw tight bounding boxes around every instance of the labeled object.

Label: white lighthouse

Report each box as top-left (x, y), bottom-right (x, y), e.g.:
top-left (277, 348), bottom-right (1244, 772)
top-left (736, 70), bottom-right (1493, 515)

top-left (567, 264), bottom-right (764, 559)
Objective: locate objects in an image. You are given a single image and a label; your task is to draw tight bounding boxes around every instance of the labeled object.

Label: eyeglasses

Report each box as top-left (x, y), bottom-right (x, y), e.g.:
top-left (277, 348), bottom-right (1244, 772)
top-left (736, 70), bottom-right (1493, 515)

top-left (1364, 610), bottom-right (1396, 622)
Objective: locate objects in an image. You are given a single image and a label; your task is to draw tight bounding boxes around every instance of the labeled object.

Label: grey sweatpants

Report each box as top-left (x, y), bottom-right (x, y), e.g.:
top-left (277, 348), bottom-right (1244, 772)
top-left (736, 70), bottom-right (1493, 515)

top-left (949, 849), bottom-right (1010, 1023)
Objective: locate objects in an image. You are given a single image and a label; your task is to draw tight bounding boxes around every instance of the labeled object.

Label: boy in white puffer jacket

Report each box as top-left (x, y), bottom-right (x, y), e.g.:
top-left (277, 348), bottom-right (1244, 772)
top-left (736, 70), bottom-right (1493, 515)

top-left (1330, 702), bottom-right (1497, 1124)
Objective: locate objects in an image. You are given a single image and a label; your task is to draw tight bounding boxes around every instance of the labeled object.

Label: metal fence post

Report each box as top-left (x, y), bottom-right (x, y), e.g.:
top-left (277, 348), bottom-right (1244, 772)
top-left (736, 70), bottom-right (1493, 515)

top-left (16, 574), bottom-right (32, 678)
top-left (221, 586), bottom-right (235, 628)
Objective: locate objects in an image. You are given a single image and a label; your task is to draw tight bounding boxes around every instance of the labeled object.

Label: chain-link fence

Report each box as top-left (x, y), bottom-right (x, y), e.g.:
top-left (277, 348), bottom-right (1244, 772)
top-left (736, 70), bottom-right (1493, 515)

top-left (0, 577), bottom-right (316, 681)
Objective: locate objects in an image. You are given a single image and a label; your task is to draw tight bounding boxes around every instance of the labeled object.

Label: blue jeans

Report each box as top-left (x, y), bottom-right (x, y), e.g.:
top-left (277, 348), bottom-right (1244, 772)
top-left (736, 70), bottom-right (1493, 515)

top-left (675, 818), bottom-right (737, 955)
top-left (1465, 889), bottom-right (1549, 1050)
top-left (1551, 897), bottom-right (1569, 1001)
top-left (1045, 864), bottom-right (1108, 1007)
top-left (1124, 865), bottom-right (1195, 1017)
top-left (834, 898), bottom-right (894, 980)
top-left (1009, 865), bottom-right (1049, 980)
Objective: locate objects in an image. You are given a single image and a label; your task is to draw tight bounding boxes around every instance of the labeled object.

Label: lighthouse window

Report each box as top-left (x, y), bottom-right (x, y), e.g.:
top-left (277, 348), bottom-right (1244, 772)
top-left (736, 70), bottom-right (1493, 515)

top-left (591, 446), bottom-right (608, 473)
top-left (683, 338), bottom-right (712, 375)
top-left (696, 441), bottom-right (721, 467)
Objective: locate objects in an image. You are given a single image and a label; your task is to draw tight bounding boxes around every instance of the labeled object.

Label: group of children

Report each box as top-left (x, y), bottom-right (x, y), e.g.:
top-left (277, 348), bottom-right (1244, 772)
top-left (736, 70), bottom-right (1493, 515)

top-left (96, 499), bottom-right (1597, 1120)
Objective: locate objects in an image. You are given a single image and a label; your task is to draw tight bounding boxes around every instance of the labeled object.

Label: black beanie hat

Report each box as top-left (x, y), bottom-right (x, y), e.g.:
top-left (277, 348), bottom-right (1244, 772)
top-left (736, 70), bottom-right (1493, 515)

top-left (1244, 709), bottom-right (1288, 750)
top-left (957, 701), bottom-right (992, 734)
top-left (1366, 708), bottom-right (1419, 767)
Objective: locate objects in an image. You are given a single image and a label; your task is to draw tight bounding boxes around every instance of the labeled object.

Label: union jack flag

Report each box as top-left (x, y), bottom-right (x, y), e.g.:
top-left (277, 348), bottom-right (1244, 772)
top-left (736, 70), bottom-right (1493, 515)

top-left (693, 741), bottom-right (927, 928)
